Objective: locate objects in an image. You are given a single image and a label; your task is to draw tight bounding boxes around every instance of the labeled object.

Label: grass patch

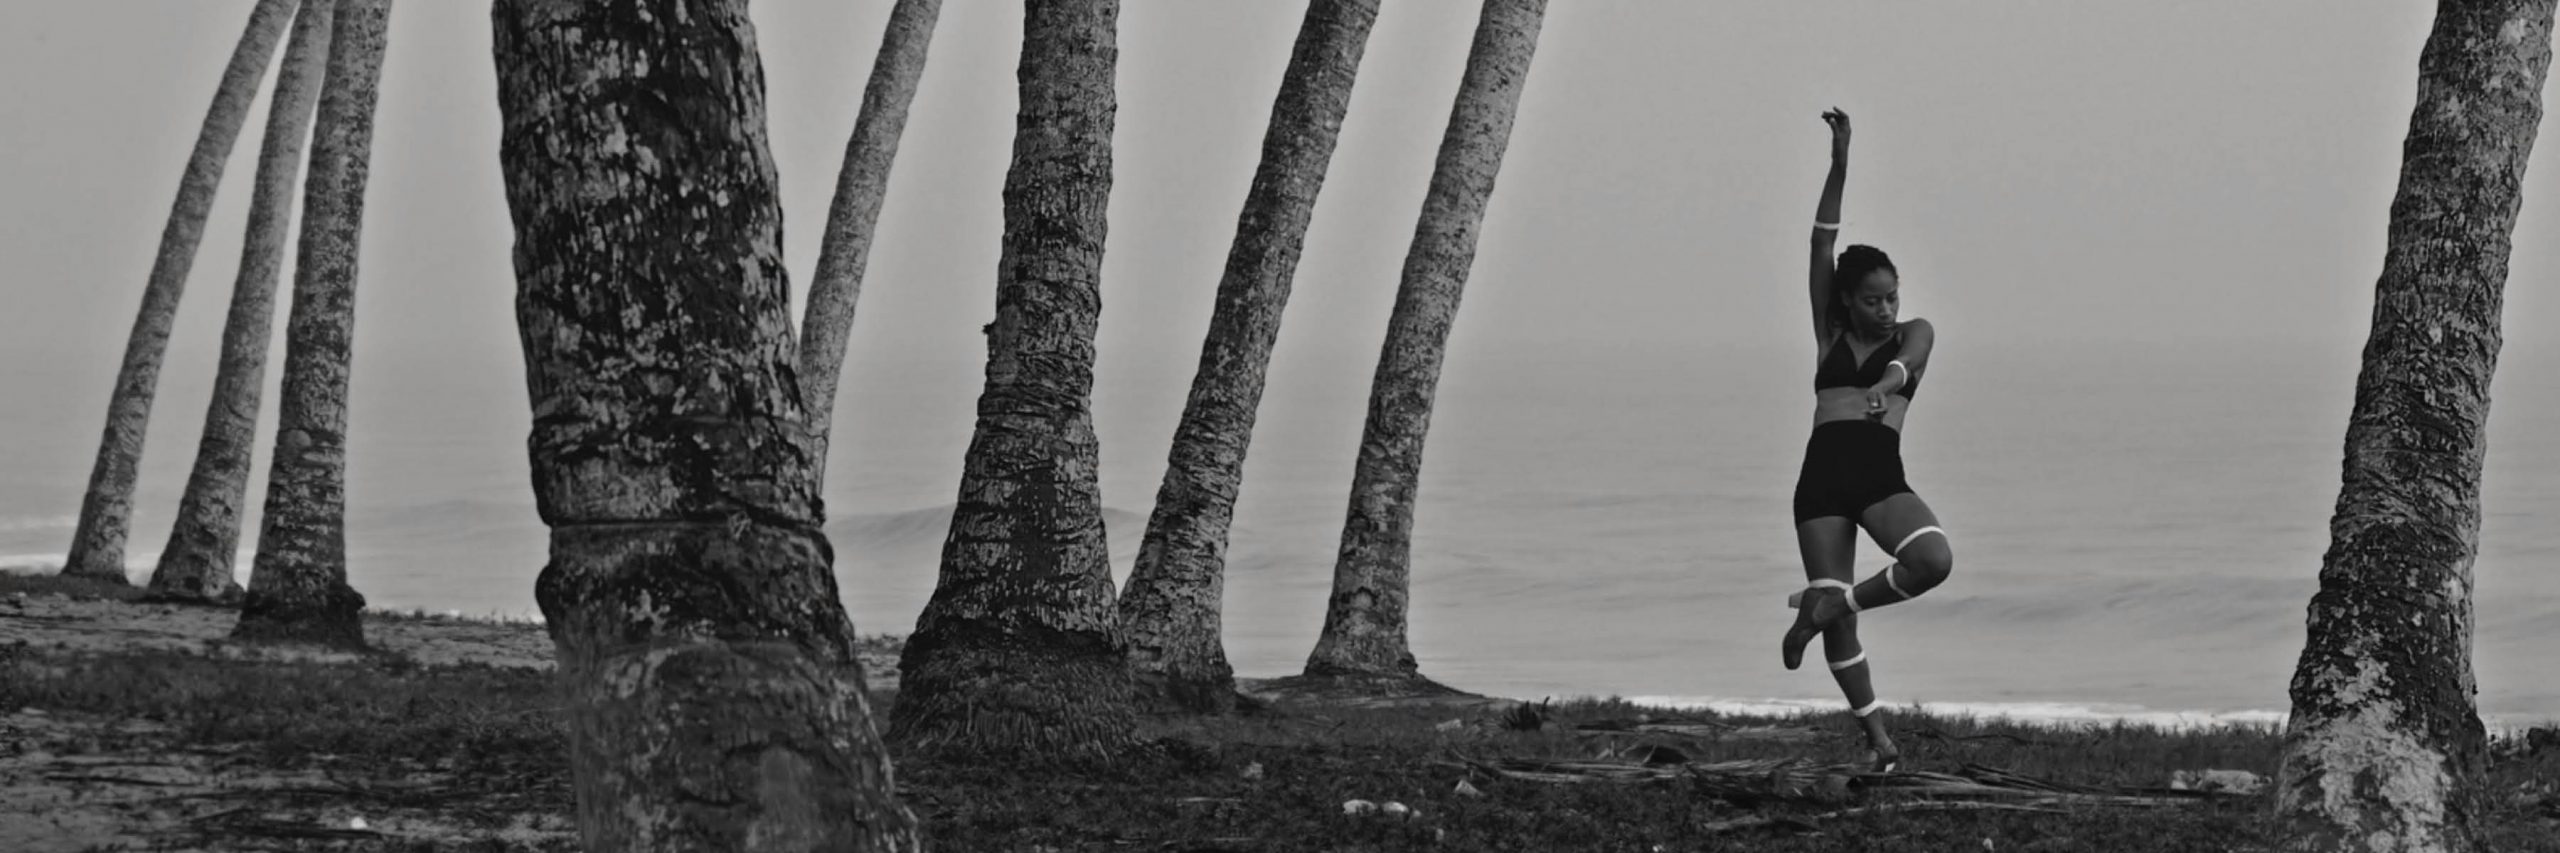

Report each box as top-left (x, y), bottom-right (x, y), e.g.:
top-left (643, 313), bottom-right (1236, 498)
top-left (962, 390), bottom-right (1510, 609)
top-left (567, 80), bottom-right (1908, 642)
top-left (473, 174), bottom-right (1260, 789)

top-left (0, 626), bottom-right (2551, 850)
top-left (0, 570), bottom-right (149, 602)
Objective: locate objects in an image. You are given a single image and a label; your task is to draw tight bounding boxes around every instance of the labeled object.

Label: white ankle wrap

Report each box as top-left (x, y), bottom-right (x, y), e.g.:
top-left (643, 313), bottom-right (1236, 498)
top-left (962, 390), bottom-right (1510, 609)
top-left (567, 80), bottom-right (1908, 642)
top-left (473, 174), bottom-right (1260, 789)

top-left (1828, 652), bottom-right (1867, 672)
top-left (1852, 699), bottom-right (1884, 718)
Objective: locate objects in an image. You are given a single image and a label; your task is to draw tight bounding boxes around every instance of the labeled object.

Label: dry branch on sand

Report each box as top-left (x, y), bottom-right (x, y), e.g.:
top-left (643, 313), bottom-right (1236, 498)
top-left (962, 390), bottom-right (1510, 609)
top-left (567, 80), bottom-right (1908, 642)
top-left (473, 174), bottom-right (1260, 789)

top-left (1460, 753), bottom-right (2245, 812)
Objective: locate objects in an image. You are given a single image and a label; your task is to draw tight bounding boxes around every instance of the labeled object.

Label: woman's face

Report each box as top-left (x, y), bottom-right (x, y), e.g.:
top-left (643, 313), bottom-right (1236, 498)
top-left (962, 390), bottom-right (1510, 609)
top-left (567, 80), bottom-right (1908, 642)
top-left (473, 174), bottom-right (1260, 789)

top-left (1841, 269), bottom-right (1901, 334)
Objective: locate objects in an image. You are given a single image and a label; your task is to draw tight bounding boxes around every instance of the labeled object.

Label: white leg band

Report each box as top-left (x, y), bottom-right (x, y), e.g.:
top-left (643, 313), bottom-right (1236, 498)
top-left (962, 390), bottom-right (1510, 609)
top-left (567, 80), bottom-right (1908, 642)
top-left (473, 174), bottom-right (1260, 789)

top-left (1852, 699), bottom-right (1884, 718)
top-left (1891, 526), bottom-right (1945, 556)
top-left (1827, 652), bottom-right (1867, 672)
top-left (1879, 563), bottom-right (1911, 600)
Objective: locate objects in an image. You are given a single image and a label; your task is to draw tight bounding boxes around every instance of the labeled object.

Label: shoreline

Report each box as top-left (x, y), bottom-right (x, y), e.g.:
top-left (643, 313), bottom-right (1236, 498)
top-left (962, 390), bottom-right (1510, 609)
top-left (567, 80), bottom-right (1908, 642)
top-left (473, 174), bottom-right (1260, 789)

top-left (8, 572), bottom-right (2554, 737)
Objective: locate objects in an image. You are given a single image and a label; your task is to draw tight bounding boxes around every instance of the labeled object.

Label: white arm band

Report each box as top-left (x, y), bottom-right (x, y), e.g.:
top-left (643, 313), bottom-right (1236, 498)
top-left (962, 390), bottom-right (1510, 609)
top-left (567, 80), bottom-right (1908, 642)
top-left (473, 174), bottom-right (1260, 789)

top-left (1812, 221), bottom-right (1842, 231)
top-left (1886, 360), bottom-right (1909, 382)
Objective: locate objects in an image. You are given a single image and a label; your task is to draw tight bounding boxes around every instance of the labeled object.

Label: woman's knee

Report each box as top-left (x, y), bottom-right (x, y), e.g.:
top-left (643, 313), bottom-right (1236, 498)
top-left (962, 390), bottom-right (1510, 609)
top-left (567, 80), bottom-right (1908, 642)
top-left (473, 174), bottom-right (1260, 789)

top-left (1902, 538), bottom-right (1953, 586)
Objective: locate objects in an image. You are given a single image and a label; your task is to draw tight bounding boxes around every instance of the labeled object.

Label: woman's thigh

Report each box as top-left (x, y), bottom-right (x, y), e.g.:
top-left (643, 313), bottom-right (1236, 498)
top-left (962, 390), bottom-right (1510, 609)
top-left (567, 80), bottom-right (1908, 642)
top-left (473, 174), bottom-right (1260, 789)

top-left (1796, 516), bottom-right (1859, 583)
top-left (1858, 492), bottom-right (1947, 563)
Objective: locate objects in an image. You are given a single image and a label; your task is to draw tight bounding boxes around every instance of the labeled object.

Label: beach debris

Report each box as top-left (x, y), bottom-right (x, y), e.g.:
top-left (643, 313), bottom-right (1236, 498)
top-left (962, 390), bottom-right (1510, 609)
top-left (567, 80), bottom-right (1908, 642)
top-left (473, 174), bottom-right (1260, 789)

top-left (1501, 700), bottom-right (1553, 732)
top-left (1380, 801), bottom-right (1413, 819)
top-left (1453, 778), bottom-right (1485, 798)
top-left (2166, 769), bottom-right (2263, 795)
top-left (349, 816), bottom-right (369, 830)
top-left (1341, 799), bottom-right (1377, 816)
top-left (1239, 761), bottom-right (1263, 781)
top-left (1434, 718), bottom-right (1465, 733)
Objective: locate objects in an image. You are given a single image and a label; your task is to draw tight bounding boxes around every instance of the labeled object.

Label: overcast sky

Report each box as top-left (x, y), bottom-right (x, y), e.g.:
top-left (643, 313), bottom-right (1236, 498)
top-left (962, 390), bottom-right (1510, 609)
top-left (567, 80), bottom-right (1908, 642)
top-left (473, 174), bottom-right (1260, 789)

top-left (2, 1), bottom-right (2553, 459)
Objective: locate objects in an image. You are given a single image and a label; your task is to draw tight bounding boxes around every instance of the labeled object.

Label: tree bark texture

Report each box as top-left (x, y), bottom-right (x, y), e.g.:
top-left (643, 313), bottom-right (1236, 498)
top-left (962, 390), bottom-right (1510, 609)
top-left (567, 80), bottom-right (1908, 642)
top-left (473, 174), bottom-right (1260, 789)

top-left (61, 0), bottom-right (297, 582)
top-left (2275, 2), bottom-right (2553, 851)
top-left (233, 0), bottom-right (390, 649)
top-left (149, 0), bottom-right (335, 604)
top-left (798, 0), bottom-right (941, 478)
top-left (1117, 0), bottom-right (1380, 712)
top-left (1303, 0), bottom-right (1543, 679)
top-left (889, 0), bottom-right (1137, 758)
top-left (492, 1), bottom-right (922, 850)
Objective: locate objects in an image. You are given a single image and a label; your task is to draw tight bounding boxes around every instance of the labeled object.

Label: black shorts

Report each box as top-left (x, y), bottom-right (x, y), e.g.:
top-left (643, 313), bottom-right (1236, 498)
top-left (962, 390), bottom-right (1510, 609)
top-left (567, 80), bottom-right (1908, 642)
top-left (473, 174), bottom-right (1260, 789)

top-left (1791, 419), bottom-right (1915, 525)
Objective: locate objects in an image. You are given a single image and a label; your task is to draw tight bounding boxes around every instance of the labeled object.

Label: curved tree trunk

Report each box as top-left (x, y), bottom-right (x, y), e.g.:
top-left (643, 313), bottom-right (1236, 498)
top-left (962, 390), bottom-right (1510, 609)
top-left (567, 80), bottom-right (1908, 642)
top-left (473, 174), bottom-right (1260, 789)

top-left (799, 0), bottom-right (941, 480)
top-left (2274, 2), bottom-right (2554, 851)
top-left (232, 0), bottom-right (390, 648)
top-left (1303, 0), bottom-right (1543, 680)
top-left (1117, 0), bottom-right (1380, 713)
top-left (61, 0), bottom-right (297, 582)
top-left (149, 0), bottom-right (336, 604)
top-left (492, 1), bottom-right (922, 849)
top-left (888, 0), bottom-right (1135, 759)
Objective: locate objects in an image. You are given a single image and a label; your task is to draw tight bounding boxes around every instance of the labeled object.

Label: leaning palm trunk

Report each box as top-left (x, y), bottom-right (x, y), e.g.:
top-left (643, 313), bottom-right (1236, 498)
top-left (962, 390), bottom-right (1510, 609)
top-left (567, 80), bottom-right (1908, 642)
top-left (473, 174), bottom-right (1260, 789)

top-left (61, 0), bottom-right (297, 582)
top-left (1303, 0), bottom-right (1544, 679)
top-left (889, 0), bottom-right (1136, 758)
top-left (1117, 0), bottom-right (1380, 712)
top-left (149, 0), bottom-right (336, 604)
top-left (799, 0), bottom-right (941, 478)
top-left (232, 0), bottom-right (391, 648)
top-left (2274, 2), bottom-right (2554, 851)
top-left (492, 1), bottom-right (922, 849)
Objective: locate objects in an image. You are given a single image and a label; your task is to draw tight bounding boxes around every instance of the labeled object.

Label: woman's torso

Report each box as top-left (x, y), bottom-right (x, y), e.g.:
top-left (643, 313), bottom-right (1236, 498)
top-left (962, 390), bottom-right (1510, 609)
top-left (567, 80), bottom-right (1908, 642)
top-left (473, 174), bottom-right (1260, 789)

top-left (1811, 325), bottom-right (1920, 431)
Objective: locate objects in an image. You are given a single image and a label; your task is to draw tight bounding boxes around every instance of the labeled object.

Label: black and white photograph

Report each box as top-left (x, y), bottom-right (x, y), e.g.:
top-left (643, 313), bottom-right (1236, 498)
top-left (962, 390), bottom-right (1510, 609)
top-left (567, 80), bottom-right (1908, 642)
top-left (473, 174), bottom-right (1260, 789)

top-left (1, 1), bottom-right (2556, 850)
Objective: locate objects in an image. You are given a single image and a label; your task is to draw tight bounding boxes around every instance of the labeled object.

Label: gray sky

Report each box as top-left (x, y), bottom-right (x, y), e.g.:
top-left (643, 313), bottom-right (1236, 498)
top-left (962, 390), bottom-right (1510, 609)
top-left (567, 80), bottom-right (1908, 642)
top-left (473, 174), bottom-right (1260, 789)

top-left (2, 1), bottom-right (2553, 472)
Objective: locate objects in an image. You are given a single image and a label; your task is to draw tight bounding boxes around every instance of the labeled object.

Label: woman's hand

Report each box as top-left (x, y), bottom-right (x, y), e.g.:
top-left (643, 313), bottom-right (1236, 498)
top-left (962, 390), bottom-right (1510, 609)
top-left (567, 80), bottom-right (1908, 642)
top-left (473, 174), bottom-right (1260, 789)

top-left (1823, 107), bottom-right (1851, 159)
top-left (1862, 385), bottom-right (1890, 420)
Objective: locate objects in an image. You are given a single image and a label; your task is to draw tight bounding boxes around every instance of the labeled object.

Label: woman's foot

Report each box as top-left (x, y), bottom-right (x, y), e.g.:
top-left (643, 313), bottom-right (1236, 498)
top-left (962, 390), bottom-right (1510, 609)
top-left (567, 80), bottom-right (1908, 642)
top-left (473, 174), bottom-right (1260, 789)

top-left (1861, 714), bottom-right (1900, 773)
top-left (1781, 587), bottom-right (1852, 670)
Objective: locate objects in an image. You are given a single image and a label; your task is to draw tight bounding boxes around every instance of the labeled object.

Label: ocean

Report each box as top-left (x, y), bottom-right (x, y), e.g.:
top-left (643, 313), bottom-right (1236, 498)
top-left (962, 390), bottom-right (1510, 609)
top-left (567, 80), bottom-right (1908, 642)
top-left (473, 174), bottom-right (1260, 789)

top-left (3, 336), bottom-right (2554, 729)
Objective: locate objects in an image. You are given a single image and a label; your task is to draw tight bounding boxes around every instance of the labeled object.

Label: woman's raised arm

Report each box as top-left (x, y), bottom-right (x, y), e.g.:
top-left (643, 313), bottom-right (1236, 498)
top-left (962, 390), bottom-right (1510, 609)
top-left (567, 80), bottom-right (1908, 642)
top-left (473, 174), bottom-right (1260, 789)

top-left (1808, 108), bottom-right (1850, 344)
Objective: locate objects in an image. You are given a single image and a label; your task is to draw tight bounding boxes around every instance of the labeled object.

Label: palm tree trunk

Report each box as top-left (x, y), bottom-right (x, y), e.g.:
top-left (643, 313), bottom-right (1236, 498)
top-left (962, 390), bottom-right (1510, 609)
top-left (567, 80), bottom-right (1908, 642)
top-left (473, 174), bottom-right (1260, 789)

top-left (1303, 0), bottom-right (1544, 679)
top-left (2274, 2), bottom-right (2554, 850)
top-left (148, 0), bottom-right (336, 604)
top-left (492, 1), bottom-right (921, 848)
top-left (61, 0), bottom-right (297, 582)
top-left (888, 0), bottom-right (1136, 758)
top-left (232, 0), bottom-right (391, 648)
top-left (1117, 0), bottom-right (1380, 713)
top-left (799, 0), bottom-right (941, 479)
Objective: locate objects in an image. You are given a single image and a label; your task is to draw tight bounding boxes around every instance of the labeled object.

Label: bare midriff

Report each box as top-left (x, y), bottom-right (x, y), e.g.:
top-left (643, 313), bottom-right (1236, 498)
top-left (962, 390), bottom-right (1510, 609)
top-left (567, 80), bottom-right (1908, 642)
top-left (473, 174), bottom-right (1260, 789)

top-left (1812, 387), bottom-right (1909, 432)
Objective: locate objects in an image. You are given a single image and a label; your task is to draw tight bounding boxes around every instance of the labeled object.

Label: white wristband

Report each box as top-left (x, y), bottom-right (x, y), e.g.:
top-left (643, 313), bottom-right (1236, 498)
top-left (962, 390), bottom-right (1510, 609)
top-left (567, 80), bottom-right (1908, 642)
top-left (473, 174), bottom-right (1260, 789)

top-left (1812, 221), bottom-right (1841, 231)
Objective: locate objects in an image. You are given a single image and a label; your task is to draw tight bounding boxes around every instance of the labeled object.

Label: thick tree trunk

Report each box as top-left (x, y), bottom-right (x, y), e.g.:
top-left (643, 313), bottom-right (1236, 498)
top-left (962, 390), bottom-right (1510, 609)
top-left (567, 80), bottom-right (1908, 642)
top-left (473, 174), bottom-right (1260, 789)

top-left (149, 0), bottom-right (335, 605)
top-left (798, 0), bottom-right (941, 479)
top-left (232, 0), bottom-right (390, 648)
top-left (1117, 0), bottom-right (1380, 713)
top-left (1303, 0), bottom-right (1543, 679)
top-left (2274, 2), bottom-right (2554, 851)
top-left (61, 0), bottom-right (297, 582)
top-left (888, 0), bottom-right (1136, 758)
top-left (492, 1), bottom-right (922, 849)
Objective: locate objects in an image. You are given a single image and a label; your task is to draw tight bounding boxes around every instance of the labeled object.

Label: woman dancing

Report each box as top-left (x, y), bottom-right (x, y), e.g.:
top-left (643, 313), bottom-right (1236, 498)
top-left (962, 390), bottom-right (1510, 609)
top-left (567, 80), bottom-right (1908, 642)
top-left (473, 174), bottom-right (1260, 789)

top-left (1782, 108), bottom-right (1955, 772)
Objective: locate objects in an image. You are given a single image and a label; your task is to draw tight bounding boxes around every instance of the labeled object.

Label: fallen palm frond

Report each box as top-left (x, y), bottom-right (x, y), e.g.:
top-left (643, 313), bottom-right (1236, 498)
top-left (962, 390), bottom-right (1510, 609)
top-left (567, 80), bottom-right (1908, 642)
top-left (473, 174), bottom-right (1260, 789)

top-left (1698, 800), bottom-right (2069, 835)
top-left (1460, 753), bottom-right (2250, 810)
top-left (1571, 717), bottom-right (1830, 743)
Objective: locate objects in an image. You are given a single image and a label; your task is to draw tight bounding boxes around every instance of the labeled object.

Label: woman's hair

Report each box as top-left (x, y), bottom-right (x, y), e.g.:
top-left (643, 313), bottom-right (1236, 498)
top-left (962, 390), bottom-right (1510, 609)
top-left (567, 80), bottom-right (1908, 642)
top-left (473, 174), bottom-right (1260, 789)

top-left (1827, 244), bottom-right (1898, 333)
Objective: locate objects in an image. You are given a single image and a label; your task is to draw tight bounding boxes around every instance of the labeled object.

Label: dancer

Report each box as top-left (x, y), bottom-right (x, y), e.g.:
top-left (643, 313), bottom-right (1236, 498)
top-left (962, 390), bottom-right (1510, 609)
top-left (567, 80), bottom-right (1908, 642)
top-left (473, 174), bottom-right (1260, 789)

top-left (1782, 108), bottom-right (1956, 772)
